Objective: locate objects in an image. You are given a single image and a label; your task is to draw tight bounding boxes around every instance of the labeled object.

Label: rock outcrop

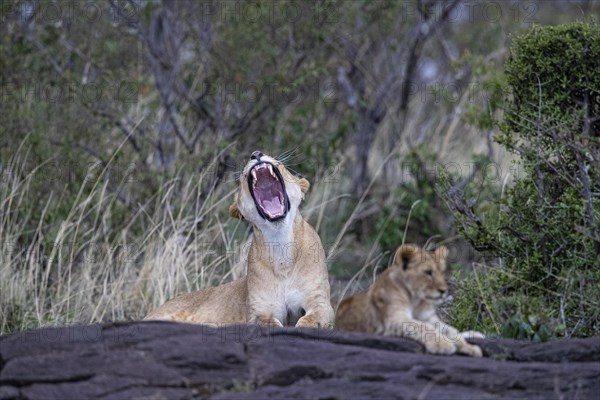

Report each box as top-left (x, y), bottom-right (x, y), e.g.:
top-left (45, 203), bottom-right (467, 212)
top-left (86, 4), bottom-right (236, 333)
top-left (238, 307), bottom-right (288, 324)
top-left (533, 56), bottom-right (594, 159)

top-left (1, 322), bottom-right (598, 399)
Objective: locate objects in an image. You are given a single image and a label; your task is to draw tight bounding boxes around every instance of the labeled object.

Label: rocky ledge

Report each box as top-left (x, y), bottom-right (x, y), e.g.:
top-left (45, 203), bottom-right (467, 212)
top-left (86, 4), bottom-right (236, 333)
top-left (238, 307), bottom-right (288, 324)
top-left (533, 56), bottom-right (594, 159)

top-left (0, 322), bottom-right (598, 399)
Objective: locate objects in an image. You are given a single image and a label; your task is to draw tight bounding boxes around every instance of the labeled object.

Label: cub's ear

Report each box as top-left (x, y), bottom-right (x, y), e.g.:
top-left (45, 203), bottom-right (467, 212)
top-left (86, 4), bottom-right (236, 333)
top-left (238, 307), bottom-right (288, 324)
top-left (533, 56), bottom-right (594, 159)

top-left (298, 177), bottom-right (310, 199)
top-left (393, 244), bottom-right (420, 270)
top-left (434, 246), bottom-right (448, 266)
top-left (229, 200), bottom-right (244, 220)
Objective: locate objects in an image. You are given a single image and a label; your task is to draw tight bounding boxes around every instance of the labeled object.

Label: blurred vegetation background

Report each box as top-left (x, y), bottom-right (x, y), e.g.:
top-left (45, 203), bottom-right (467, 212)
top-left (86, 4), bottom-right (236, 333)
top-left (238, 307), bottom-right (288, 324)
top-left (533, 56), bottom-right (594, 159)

top-left (0, 0), bottom-right (598, 338)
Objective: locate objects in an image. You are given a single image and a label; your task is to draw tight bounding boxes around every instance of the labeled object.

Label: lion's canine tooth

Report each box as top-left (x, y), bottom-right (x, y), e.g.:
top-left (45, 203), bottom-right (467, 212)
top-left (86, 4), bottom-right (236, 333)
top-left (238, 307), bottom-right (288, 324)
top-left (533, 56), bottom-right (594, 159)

top-left (267, 164), bottom-right (275, 177)
top-left (251, 169), bottom-right (257, 182)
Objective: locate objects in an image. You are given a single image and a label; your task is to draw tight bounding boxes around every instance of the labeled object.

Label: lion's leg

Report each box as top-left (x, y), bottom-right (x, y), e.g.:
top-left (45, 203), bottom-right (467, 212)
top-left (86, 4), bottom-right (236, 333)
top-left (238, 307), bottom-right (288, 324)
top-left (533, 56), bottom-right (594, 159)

top-left (249, 314), bottom-right (284, 327)
top-left (384, 313), bottom-right (457, 355)
top-left (247, 282), bottom-right (285, 327)
top-left (247, 294), bottom-right (284, 327)
top-left (295, 294), bottom-right (334, 328)
top-left (295, 305), bottom-right (334, 328)
top-left (425, 316), bottom-right (483, 357)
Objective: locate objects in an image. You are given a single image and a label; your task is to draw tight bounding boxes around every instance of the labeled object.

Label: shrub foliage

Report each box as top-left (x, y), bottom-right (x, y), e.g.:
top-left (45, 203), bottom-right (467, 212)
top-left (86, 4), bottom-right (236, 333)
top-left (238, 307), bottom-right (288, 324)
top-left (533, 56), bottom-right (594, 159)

top-left (448, 22), bottom-right (600, 339)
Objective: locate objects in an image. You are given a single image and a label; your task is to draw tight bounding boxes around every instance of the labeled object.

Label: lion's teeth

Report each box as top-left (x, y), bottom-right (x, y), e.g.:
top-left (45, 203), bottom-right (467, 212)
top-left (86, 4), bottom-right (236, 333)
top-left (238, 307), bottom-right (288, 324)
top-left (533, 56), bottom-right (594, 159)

top-left (267, 164), bottom-right (275, 177)
top-left (251, 170), bottom-right (257, 181)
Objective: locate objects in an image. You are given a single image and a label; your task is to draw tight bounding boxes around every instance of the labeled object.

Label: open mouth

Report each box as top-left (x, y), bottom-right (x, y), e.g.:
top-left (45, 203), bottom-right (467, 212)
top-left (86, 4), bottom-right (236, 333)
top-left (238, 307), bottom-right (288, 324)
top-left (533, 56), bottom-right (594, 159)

top-left (248, 162), bottom-right (289, 221)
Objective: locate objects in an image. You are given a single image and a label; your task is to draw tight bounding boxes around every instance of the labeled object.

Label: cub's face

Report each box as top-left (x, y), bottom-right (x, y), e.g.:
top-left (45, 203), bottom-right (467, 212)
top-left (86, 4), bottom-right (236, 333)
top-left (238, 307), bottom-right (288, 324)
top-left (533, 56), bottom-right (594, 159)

top-left (391, 244), bottom-right (449, 304)
top-left (229, 151), bottom-right (309, 225)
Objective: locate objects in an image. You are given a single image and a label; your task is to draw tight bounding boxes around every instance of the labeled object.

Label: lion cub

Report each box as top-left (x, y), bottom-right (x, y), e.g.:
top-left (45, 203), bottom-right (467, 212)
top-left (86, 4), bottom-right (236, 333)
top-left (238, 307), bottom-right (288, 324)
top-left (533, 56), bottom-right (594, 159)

top-left (335, 244), bottom-right (482, 357)
top-left (145, 151), bottom-right (334, 328)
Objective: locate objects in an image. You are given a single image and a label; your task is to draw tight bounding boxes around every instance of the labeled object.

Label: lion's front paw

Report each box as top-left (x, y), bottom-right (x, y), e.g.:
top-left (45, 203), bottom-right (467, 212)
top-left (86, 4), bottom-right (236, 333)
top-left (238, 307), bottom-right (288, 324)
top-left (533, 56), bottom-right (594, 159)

top-left (295, 314), bottom-right (331, 328)
top-left (423, 338), bottom-right (457, 355)
top-left (254, 316), bottom-right (283, 327)
top-left (457, 341), bottom-right (483, 357)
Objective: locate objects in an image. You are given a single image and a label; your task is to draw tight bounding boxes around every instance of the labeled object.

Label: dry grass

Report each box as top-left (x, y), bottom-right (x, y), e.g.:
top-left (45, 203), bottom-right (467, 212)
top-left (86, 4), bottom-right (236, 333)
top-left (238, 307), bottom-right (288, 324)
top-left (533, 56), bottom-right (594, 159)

top-left (0, 147), bottom-right (245, 333)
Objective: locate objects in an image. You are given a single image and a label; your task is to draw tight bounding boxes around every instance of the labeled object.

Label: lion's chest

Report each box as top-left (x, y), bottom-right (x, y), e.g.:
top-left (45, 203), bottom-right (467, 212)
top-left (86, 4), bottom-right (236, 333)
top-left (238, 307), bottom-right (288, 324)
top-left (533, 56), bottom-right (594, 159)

top-left (256, 222), bottom-right (308, 324)
top-left (283, 278), bottom-right (304, 311)
top-left (273, 275), bottom-right (305, 324)
top-left (412, 303), bottom-right (437, 322)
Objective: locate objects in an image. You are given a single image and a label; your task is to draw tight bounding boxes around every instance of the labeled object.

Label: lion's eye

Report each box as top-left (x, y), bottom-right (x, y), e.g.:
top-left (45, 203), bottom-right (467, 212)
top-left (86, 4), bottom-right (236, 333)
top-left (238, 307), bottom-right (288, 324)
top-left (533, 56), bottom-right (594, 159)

top-left (425, 270), bottom-right (433, 277)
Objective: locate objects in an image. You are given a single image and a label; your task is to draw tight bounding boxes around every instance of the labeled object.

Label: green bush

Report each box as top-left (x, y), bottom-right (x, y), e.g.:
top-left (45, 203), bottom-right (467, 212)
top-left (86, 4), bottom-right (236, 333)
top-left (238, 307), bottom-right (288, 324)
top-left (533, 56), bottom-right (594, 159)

top-left (448, 22), bottom-right (600, 340)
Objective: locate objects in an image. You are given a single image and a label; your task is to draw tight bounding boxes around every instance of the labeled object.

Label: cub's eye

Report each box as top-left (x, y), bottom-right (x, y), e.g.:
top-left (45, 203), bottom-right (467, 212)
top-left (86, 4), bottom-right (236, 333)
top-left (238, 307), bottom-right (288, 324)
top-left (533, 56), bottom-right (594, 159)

top-left (425, 270), bottom-right (433, 277)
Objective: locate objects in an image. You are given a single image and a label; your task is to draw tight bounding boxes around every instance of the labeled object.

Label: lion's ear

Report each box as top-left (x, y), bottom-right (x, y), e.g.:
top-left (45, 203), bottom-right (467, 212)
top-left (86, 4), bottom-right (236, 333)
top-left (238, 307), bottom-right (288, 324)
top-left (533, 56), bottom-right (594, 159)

top-left (393, 244), bottom-right (419, 270)
top-left (434, 246), bottom-right (448, 267)
top-left (229, 202), bottom-right (244, 220)
top-left (298, 178), bottom-right (310, 199)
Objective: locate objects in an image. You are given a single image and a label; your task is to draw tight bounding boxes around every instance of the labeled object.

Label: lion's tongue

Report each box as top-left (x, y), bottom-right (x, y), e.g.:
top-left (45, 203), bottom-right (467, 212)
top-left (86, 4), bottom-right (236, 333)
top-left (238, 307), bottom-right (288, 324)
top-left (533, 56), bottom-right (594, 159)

top-left (262, 197), bottom-right (283, 216)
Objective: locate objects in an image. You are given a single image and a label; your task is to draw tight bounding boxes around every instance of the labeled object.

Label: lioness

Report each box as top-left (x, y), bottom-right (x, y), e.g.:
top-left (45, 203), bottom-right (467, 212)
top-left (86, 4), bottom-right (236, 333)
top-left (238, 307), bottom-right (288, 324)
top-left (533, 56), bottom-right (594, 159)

top-left (335, 244), bottom-right (483, 357)
top-left (145, 151), bottom-right (334, 328)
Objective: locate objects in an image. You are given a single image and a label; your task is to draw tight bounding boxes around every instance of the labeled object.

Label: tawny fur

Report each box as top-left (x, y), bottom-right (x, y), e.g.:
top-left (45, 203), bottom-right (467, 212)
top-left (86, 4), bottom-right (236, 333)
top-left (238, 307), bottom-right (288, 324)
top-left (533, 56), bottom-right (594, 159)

top-left (335, 244), bottom-right (483, 357)
top-left (144, 153), bottom-right (334, 328)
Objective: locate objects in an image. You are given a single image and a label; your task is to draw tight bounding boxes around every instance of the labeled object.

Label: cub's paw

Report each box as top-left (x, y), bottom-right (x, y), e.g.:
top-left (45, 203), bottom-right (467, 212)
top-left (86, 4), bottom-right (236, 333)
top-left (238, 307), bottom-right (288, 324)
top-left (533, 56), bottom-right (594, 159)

top-left (424, 338), bottom-right (457, 355)
top-left (458, 341), bottom-right (483, 358)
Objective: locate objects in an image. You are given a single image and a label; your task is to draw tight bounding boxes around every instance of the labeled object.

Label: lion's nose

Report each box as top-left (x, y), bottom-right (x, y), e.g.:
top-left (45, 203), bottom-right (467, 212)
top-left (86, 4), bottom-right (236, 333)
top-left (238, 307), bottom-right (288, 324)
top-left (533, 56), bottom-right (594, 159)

top-left (251, 151), bottom-right (264, 161)
top-left (438, 288), bottom-right (447, 295)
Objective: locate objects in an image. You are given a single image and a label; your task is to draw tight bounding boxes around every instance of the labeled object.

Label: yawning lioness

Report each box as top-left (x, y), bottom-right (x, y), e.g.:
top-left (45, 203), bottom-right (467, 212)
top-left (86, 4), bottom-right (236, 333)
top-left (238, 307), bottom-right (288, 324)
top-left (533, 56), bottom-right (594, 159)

top-left (144, 151), bottom-right (334, 328)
